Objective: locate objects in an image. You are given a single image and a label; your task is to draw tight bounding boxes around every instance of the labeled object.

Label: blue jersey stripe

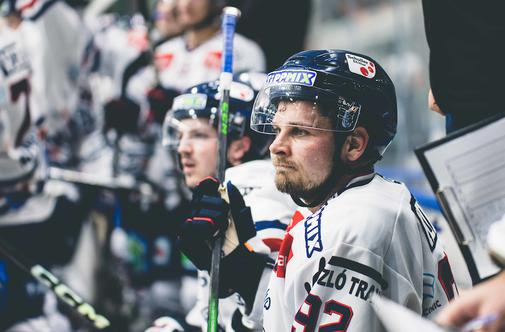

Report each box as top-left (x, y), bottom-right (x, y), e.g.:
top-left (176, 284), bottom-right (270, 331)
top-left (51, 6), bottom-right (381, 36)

top-left (255, 220), bottom-right (287, 231)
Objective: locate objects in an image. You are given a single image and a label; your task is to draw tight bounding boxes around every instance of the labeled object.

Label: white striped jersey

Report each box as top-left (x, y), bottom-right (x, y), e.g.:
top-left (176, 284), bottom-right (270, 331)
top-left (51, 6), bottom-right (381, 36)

top-left (259, 173), bottom-right (458, 331)
top-left (154, 32), bottom-right (266, 93)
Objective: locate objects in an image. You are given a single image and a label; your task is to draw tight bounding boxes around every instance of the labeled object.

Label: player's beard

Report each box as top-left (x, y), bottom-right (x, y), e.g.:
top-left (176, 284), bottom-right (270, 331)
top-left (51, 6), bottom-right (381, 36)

top-left (274, 169), bottom-right (322, 200)
top-left (273, 142), bottom-right (345, 206)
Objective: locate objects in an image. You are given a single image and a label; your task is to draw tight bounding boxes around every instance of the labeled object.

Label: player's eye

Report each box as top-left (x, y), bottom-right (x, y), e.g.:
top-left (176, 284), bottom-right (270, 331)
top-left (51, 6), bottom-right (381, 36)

top-left (290, 126), bottom-right (309, 137)
top-left (189, 130), bottom-right (211, 139)
top-left (271, 125), bottom-right (281, 135)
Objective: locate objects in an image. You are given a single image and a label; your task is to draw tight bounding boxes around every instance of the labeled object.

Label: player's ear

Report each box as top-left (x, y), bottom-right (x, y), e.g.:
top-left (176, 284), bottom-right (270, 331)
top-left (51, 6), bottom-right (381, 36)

top-left (227, 136), bottom-right (251, 166)
top-left (341, 127), bottom-right (369, 162)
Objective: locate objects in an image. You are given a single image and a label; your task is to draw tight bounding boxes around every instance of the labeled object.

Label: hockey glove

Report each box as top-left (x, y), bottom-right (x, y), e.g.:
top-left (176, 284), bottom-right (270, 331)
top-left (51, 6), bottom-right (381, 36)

top-left (147, 85), bottom-right (179, 125)
top-left (178, 177), bottom-right (270, 305)
top-left (144, 317), bottom-right (184, 332)
top-left (103, 96), bottom-right (141, 135)
top-left (181, 177), bottom-right (230, 242)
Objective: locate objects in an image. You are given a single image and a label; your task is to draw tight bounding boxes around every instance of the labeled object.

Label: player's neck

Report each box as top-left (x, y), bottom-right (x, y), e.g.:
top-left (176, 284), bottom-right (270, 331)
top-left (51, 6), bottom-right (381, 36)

top-left (6, 14), bottom-right (22, 29)
top-left (185, 25), bottom-right (220, 50)
top-left (305, 173), bottom-right (363, 213)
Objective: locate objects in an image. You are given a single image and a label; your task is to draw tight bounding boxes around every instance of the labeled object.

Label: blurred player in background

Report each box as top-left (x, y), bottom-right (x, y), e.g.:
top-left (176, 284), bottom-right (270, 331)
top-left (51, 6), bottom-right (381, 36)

top-left (154, 0), bottom-right (265, 93)
top-left (0, 72), bottom-right (92, 331)
top-left (146, 74), bottom-right (296, 331)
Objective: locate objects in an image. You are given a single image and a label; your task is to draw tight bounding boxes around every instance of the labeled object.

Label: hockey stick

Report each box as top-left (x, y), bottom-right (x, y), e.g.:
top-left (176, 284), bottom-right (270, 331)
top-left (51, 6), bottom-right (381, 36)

top-left (207, 7), bottom-right (241, 332)
top-left (0, 236), bottom-right (111, 330)
top-left (48, 166), bottom-right (156, 198)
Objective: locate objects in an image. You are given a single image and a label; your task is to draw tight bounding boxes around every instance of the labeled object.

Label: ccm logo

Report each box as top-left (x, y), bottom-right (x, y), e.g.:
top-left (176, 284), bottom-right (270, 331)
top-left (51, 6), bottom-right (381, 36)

top-left (31, 265), bottom-right (110, 329)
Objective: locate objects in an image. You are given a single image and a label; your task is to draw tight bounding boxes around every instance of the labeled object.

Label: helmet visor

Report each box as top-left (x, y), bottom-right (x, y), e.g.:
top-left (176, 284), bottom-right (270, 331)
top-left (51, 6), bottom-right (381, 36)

top-left (162, 93), bottom-right (218, 149)
top-left (163, 116), bottom-right (218, 151)
top-left (251, 84), bottom-right (361, 134)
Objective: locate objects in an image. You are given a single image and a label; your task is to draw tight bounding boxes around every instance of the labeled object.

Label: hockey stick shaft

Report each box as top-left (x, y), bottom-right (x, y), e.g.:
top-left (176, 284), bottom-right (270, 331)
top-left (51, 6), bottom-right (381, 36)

top-left (48, 166), bottom-right (156, 198)
top-left (0, 236), bottom-right (111, 330)
top-left (208, 7), bottom-right (241, 332)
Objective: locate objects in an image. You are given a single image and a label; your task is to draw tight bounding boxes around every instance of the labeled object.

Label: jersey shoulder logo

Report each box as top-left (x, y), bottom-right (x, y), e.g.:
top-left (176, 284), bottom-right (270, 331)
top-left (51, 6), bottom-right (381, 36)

top-left (154, 52), bottom-right (174, 71)
top-left (0, 42), bottom-right (30, 77)
top-left (203, 50), bottom-right (222, 70)
top-left (305, 208), bottom-right (324, 258)
top-left (410, 195), bottom-right (438, 252)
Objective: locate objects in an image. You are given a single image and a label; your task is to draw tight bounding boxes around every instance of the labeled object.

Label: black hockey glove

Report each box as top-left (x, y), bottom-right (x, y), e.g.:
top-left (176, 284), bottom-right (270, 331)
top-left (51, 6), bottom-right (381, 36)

top-left (181, 177), bottom-right (230, 242)
top-left (147, 85), bottom-right (179, 125)
top-left (103, 96), bottom-right (141, 135)
top-left (178, 177), bottom-right (270, 305)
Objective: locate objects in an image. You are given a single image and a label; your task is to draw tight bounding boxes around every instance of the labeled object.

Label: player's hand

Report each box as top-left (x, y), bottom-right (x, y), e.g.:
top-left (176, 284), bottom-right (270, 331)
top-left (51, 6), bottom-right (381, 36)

top-left (181, 177), bottom-right (231, 242)
top-left (435, 271), bottom-right (505, 332)
top-left (178, 177), bottom-right (267, 304)
top-left (428, 88), bottom-right (444, 115)
top-left (145, 317), bottom-right (184, 332)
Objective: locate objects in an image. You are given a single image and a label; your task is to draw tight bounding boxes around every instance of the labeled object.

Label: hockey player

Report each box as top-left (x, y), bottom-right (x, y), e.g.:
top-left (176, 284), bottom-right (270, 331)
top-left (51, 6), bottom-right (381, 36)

top-left (0, 1), bottom-right (45, 133)
top-left (0, 96), bottom-right (92, 331)
top-left (3, 0), bottom-right (93, 167)
top-left (147, 75), bottom-right (297, 331)
top-left (154, 0), bottom-right (266, 93)
top-left (176, 50), bottom-right (459, 331)
top-left (73, 12), bottom-right (193, 331)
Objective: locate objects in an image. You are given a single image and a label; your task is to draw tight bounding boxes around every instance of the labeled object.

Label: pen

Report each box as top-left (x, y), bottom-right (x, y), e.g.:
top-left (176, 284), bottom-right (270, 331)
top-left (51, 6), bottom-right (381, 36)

top-left (460, 314), bottom-right (498, 332)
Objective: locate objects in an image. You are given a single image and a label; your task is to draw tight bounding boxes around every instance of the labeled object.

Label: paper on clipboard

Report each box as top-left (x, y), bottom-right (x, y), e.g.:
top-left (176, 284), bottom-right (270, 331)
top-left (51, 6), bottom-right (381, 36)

top-left (372, 295), bottom-right (449, 332)
top-left (416, 114), bottom-right (505, 282)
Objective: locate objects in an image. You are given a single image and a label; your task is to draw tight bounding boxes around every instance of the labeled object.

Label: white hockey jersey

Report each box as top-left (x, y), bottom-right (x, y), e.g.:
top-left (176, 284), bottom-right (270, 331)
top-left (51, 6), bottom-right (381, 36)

top-left (154, 32), bottom-right (266, 93)
top-left (188, 159), bottom-right (298, 331)
top-left (20, 0), bottom-right (89, 135)
top-left (261, 173), bottom-right (458, 331)
top-left (0, 23), bottom-right (34, 136)
top-left (91, 15), bottom-right (156, 104)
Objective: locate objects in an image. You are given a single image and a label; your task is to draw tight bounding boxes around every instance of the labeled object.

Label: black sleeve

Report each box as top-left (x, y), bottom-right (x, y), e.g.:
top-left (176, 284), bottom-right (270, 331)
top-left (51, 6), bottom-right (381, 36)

top-left (423, 0), bottom-right (505, 124)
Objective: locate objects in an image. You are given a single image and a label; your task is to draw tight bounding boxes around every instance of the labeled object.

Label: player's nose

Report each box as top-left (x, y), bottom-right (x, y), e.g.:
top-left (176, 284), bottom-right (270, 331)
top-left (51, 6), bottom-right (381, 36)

top-left (270, 131), bottom-right (290, 156)
top-left (177, 138), bottom-right (193, 155)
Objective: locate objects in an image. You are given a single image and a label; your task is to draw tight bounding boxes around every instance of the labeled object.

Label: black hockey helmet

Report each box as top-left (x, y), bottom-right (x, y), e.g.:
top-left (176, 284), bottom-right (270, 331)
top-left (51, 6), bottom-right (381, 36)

top-left (163, 75), bottom-right (271, 162)
top-left (251, 49), bottom-right (397, 162)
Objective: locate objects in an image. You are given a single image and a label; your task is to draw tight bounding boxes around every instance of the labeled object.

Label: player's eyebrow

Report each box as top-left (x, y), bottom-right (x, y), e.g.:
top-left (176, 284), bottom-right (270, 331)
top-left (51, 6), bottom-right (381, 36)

top-left (273, 120), bottom-right (312, 127)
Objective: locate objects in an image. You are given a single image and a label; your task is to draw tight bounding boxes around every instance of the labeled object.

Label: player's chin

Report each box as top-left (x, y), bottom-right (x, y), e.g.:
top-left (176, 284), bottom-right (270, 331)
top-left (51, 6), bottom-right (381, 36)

top-left (274, 172), bottom-right (288, 193)
top-left (274, 173), bottom-right (301, 194)
top-left (184, 173), bottom-right (200, 189)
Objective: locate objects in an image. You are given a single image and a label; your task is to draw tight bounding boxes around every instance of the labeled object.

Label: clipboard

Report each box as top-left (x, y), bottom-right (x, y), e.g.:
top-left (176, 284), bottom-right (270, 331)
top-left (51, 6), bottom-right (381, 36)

top-left (415, 113), bottom-right (505, 283)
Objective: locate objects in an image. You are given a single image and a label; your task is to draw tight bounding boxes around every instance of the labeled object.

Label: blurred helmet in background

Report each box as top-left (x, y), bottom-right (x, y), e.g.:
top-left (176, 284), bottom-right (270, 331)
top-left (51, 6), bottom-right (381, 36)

top-left (162, 74), bottom-right (272, 163)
